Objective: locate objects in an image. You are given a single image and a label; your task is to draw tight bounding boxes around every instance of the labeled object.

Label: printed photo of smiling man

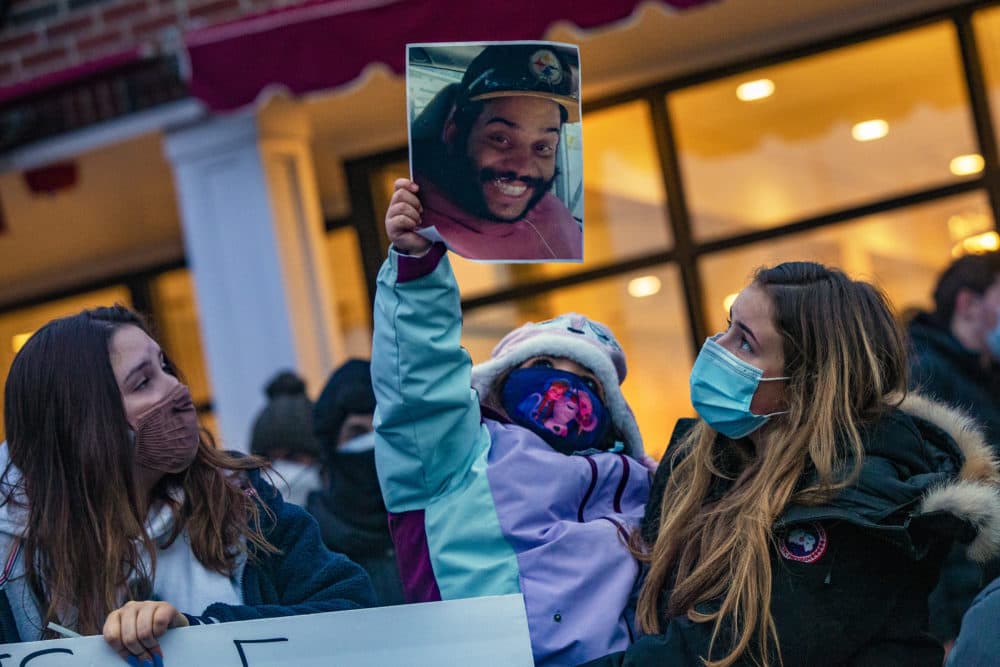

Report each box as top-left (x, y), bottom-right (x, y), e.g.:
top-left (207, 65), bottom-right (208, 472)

top-left (407, 41), bottom-right (583, 262)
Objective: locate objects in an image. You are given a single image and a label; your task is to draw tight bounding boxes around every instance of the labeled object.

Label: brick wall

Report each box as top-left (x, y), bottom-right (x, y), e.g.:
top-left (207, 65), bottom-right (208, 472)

top-left (0, 0), bottom-right (301, 88)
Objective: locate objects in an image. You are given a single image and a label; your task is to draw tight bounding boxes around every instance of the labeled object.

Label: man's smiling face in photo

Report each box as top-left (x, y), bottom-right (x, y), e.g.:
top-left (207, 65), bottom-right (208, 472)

top-left (449, 96), bottom-right (562, 222)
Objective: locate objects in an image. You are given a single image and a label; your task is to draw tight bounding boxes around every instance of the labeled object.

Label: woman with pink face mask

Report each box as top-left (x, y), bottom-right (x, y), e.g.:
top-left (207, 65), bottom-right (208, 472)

top-left (0, 306), bottom-right (374, 666)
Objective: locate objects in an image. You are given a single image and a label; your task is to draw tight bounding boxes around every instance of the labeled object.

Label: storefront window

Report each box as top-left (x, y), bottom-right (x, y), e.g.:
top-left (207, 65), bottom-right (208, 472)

top-left (672, 22), bottom-right (977, 240)
top-left (698, 192), bottom-right (993, 335)
top-left (463, 265), bottom-right (692, 458)
top-left (530, 100), bottom-right (672, 282)
top-left (326, 226), bottom-right (373, 358)
top-left (0, 286), bottom-right (131, 440)
top-left (974, 5), bottom-right (1000, 153)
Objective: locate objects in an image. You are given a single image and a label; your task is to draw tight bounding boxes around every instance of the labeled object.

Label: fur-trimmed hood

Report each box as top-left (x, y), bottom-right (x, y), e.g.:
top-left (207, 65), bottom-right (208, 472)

top-left (900, 394), bottom-right (1000, 563)
top-left (779, 393), bottom-right (1000, 564)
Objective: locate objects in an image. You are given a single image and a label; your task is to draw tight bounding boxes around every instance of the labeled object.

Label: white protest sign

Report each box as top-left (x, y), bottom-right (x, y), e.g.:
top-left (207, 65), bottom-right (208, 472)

top-left (0, 595), bottom-right (533, 666)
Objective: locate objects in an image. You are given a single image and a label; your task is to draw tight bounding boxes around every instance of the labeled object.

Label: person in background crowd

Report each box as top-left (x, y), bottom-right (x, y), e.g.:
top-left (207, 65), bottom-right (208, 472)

top-left (307, 359), bottom-right (405, 606)
top-left (249, 370), bottom-right (323, 507)
top-left (375, 178), bottom-right (652, 666)
top-left (908, 251), bottom-right (1000, 443)
top-left (0, 306), bottom-right (374, 664)
top-left (585, 261), bottom-right (1000, 667)
top-left (906, 251), bottom-right (1000, 651)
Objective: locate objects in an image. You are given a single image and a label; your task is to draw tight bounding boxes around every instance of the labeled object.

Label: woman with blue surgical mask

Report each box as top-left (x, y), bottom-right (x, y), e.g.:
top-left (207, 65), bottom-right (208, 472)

top-left (585, 261), bottom-right (1000, 667)
top-left (686, 275), bottom-right (792, 443)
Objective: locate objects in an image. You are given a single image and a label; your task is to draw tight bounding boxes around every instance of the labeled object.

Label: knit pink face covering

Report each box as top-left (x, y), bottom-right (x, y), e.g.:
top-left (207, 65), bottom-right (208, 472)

top-left (132, 383), bottom-right (200, 474)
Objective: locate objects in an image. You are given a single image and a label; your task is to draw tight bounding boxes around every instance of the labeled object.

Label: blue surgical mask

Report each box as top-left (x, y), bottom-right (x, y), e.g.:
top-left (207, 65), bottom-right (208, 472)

top-left (987, 321), bottom-right (1000, 361)
top-left (689, 336), bottom-right (789, 439)
top-left (501, 367), bottom-right (612, 455)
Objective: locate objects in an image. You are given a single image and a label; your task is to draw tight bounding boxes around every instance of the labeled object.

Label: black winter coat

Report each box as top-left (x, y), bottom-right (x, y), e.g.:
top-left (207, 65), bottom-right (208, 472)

top-left (583, 394), bottom-right (1000, 667)
top-left (907, 312), bottom-right (1000, 640)
top-left (907, 313), bottom-right (1000, 446)
top-left (305, 449), bottom-right (405, 606)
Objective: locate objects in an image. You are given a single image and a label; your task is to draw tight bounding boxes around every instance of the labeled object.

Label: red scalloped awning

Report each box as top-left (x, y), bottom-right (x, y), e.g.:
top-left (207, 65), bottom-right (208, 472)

top-left (184, 0), bottom-right (715, 111)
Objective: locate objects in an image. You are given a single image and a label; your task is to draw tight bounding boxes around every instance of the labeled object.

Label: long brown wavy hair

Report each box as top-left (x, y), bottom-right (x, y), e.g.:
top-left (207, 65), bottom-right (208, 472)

top-left (3, 305), bottom-right (277, 636)
top-left (635, 262), bottom-right (908, 667)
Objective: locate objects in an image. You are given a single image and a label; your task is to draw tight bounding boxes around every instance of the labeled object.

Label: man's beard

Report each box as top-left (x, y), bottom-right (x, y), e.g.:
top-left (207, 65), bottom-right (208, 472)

top-left (439, 150), bottom-right (559, 223)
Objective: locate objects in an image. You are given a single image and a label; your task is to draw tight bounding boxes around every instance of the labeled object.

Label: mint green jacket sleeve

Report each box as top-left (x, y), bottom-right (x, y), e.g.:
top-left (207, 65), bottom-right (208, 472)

top-left (371, 247), bottom-right (491, 512)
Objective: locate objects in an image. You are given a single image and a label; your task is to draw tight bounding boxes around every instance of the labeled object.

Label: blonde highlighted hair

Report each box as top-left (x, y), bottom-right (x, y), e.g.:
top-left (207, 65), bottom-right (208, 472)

top-left (635, 262), bottom-right (908, 667)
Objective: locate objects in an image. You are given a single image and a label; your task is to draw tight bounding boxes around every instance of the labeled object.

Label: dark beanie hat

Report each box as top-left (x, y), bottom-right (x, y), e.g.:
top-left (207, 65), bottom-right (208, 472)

top-left (249, 371), bottom-right (321, 459)
top-left (313, 359), bottom-right (376, 450)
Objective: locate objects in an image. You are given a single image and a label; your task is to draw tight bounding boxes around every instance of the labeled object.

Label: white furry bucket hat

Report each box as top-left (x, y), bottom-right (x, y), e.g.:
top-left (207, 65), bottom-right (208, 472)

top-left (470, 313), bottom-right (645, 460)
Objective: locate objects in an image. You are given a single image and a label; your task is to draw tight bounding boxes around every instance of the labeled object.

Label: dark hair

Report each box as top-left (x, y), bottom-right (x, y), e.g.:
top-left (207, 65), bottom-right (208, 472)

top-left (3, 305), bottom-right (276, 636)
top-left (932, 251), bottom-right (1000, 326)
top-left (313, 359), bottom-right (375, 460)
top-left (249, 371), bottom-right (321, 459)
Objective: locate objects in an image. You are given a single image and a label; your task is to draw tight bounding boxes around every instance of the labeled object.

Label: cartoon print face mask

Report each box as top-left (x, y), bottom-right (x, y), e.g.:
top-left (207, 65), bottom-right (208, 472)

top-left (501, 367), bottom-right (612, 455)
top-left (987, 319), bottom-right (1000, 361)
top-left (132, 383), bottom-right (201, 474)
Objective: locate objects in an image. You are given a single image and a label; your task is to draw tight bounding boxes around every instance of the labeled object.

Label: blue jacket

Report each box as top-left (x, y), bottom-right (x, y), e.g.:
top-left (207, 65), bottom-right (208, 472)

top-left (0, 466), bottom-right (375, 641)
top-left (372, 246), bottom-right (650, 667)
top-left (947, 575), bottom-right (1000, 666)
top-left (186, 469), bottom-right (376, 624)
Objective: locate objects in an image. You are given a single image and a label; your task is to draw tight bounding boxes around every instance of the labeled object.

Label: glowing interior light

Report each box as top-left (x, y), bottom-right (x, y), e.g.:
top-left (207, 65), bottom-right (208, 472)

top-left (952, 231), bottom-right (1000, 257)
top-left (950, 154), bottom-right (985, 176)
top-left (723, 292), bottom-right (739, 312)
top-left (851, 119), bottom-right (889, 142)
top-left (11, 332), bottom-right (33, 354)
top-left (736, 79), bottom-right (775, 102)
top-left (627, 275), bottom-right (662, 298)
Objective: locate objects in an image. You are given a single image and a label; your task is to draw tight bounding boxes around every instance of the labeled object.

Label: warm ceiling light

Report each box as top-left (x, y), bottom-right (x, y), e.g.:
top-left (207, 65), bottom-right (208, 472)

top-left (736, 79), bottom-right (775, 102)
top-left (723, 292), bottom-right (739, 313)
top-left (11, 332), bottom-right (33, 354)
top-left (627, 275), bottom-right (661, 298)
top-left (952, 231), bottom-right (1000, 257)
top-left (950, 154), bottom-right (985, 176)
top-left (851, 119), bottom-right (889, 142)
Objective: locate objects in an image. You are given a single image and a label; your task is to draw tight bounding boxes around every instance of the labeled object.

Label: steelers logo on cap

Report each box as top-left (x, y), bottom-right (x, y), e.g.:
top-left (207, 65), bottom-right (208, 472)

top-left (529, 49), bottom-right (564, 85)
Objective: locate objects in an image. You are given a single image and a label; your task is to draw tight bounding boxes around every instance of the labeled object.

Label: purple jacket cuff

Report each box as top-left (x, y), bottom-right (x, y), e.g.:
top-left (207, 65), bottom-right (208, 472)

top-left (396, 242), bottom-right (447, 283)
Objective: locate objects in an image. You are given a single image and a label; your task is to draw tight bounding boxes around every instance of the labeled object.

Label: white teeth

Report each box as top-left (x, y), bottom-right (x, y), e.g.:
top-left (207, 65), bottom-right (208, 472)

top-left (495, 179), bottom-right (527, 197)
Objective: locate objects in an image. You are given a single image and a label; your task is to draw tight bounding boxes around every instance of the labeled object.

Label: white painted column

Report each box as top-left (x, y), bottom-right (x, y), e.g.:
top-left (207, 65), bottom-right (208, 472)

top-left (164, 101), bottom-right (342, 452)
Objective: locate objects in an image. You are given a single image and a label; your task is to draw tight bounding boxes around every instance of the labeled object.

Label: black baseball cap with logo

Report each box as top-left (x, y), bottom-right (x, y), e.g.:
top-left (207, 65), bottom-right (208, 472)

top-left (455, 43), bottom-right (580, 123)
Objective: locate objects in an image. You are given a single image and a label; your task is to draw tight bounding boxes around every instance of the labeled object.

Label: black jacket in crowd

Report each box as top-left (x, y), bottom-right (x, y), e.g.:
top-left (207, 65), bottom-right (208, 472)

top-left (583, 394), bottom-right (1000, 667)
top-left (907, 312), bottom-right (1000, 640)
top-left (306, 449), bottom-right (405, 606)
top-left (907, 312), bottom-right (1000, 445)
